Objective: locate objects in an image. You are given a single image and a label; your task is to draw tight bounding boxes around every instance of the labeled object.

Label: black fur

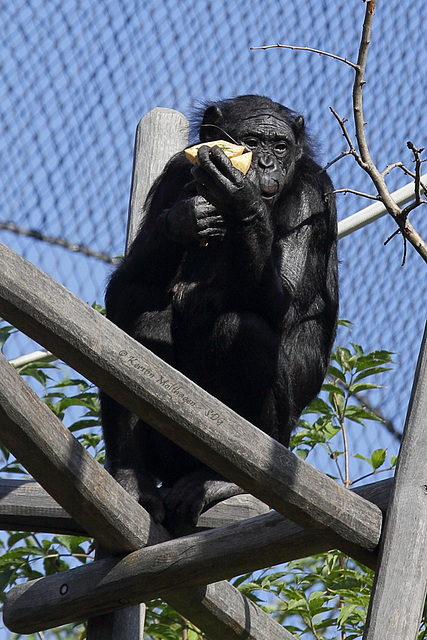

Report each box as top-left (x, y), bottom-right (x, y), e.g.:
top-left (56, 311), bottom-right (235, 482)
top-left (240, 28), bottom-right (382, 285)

top-left (101, 95), bottom-right (338, 531)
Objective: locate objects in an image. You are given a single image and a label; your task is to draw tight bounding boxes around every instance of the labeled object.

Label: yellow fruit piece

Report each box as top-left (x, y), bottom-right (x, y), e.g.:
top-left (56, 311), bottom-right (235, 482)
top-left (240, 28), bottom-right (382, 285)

top-left (228, 151), bottom-right (252, 174)
top-left (185, 139), bottom-right (252, 174)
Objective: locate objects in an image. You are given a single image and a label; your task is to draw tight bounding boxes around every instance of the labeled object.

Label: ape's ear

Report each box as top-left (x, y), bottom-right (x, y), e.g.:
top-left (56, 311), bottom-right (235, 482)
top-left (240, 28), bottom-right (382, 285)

top-left (293, 115), bottom-right (305, 159)
top-left (199, 105), bottom-right (223, 142)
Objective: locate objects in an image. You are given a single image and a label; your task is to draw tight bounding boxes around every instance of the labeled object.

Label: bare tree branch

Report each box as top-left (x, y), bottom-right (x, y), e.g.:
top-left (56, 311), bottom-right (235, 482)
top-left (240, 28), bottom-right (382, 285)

top-left (252, 0), bottom-right (427, 263)
top-left (250, 43), bottom-right (360, 70)
top-left (321, 150), bottom-right (352, 173)
top-left (331, 188), bottom-right (380, 200)
top-left (348, 1), bottom-right (427, 262)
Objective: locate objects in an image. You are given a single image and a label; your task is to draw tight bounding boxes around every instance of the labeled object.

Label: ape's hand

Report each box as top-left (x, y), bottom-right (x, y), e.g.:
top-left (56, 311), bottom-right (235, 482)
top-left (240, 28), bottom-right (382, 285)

top-left (193, 145), bottom-right (266, 223)
top-left (164, 189), bottom-right (226, 244)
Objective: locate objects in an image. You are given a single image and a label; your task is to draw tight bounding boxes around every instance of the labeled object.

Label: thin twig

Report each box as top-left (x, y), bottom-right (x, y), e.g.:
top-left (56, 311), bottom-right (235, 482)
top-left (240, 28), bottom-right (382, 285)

top-left (332, 188), bottom-right (380, 200)
top-left (407, 141), bottom-right (425, 205)
top-left (321, 150), bottom-right (352, 173)
top-left (384, 229), bottom-right (408, 266)
top-left (250, 43), bottom-right (360, 70)
top-left (329, 107), bottom-right (365, 170)
top-left (382, 162), bottom-right (413, 178)
top-left (384, 229), bottom-right (400, 246)
top-left (341, 419), bottom-right (351, 489)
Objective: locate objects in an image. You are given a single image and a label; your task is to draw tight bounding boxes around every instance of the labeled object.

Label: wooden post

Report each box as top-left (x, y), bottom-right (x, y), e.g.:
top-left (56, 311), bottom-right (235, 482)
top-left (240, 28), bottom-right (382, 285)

top-left (126, 107), bottom-right (190, 248)
top-left (90, 106), bottom-right (189, 640)
top-left (363, 323), bottom-right (427, 640)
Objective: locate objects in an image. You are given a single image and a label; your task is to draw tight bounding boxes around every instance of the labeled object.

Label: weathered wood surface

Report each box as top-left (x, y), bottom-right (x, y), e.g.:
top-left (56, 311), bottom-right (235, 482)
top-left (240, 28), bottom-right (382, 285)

top-left (2, 486), bottom-right (385, 634)
top-left (0, 479), bottom-right (270, 534)
top-left (0, 351), bottom-right (167, 553)
top-left (92, 105), bottom-right (189, 640)
top-left (165, 582), bottom-right (298, 640)
top-left (87, 606), bottom-right (145, 640)
top-left (0, 353), bottom-right (292, 639)
top-left (0, 476), bottom-right (392, 536)
top-left (0, 241), bottom-right (383, 559)
top-left (126, 107), bottom-right (189, 249)
top-left (363, 323), bottom-right (427, 640)
top-left (4, 478), bottom-right (394, 633)
top-left (0, 479), bottom-right (82, 535)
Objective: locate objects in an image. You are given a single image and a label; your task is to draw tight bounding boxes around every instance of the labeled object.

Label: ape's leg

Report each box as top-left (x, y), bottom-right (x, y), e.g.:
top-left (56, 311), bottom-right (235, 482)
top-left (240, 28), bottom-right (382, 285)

top-left (163, 311), bottom-right (290, 532)
top-left (100, 393), bottom-right (166, 523)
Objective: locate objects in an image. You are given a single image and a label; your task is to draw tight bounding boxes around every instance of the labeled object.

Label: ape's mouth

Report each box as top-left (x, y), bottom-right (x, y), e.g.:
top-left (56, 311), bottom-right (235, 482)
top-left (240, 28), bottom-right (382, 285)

top-left (261, 192), bottom-right (277, 202)
top-left (260, 185), bottom-right (279, 202)
top-left (260, 176), bottom-right (280, 201)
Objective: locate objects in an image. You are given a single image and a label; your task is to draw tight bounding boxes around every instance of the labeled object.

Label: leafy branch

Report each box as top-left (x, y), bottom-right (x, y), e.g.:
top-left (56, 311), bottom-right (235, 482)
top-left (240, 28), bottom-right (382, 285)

top-left (292, 341), bottom-right (397, 487)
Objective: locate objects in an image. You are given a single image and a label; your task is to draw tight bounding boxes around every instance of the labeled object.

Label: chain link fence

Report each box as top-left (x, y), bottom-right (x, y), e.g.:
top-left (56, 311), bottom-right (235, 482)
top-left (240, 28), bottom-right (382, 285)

top-left (1, 0), bottom-right (426, 475)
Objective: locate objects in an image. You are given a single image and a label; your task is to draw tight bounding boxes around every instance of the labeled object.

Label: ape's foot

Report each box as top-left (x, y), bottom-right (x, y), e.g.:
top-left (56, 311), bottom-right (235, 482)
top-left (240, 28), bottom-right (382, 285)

top-left (162, 469), bottom-right (244, 535)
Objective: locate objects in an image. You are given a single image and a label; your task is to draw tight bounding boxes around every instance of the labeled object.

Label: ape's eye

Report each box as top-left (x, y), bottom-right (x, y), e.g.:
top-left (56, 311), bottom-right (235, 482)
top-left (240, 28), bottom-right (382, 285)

top-left (243, 137), bottom-right (259, 150)
top-left (274, 142), bottom-right (288, 154)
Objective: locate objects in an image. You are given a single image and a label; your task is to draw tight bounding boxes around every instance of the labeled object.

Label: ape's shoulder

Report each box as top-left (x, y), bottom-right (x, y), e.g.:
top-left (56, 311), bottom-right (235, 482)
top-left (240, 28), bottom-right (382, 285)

top-left (297, 155), bottom-right (334, 194)
top-left (144, 151), bottom-right (194, 216)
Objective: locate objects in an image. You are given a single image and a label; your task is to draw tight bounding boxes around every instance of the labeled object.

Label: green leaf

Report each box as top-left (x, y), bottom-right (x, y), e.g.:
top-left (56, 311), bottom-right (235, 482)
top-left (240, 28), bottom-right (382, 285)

top-left (323, 422), bottom-right (341, 439)
top-left (354, 453), bottom-right (371, 463)
top-left (371, 448), bottom-right (387, 470)
top-left (0, 323), bottom-right (16, 349)
top-left (337, 603), bottom-right (359, 625)
top-left (355, 352), bottom-right (394, 372)
top-left (332, 392), bottom-right (344, 413)
top-left (0, 569), bottom-right (15, 592)
top-left (322, 383), bottom-right (345, 396)
top-left (327, 364), bottom-right (347, 382)
top-left (336, 347), bottom-right (354, 371)
top-left (348, 382), bottom-right (384, 394)
top-left (390, 456), bottom-right (398, 467)
top-left (295, 448), bottom-right (309, 460)
top-left (353, 366), bottom-right (392, 382)
top-left (350, 343), bottom-right (364, 357)
top-left (303, 397), bottom-right (333, 416)
top-left (344, 405), bottom-right (384, 424)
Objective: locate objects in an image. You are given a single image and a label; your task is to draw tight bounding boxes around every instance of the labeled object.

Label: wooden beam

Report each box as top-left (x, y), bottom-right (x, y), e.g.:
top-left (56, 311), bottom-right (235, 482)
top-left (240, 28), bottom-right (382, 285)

top-left (0, 351), bottom-right (168, 553)
top-left (164, 582), bottom-right (298, 640)
top-left (363, 323), bottom-right (427, 640)
top-left (0, 351), bottom-right (295, 639)
top-left (3, 492), bottom-right (381, 634)
top-left (0, 241), bottom-right (383, 559)
top-left (0, 478), bottom-right (270, 534)
top-left (0, 479), bottom-right (83, 535)
top-left (4, 473), bottom-right (396, 634)
top-left (0, 476), bottom-right (392, 537)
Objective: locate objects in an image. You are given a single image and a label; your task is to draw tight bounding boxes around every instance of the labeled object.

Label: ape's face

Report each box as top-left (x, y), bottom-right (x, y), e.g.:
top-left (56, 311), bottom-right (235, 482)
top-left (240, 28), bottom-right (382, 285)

top-left (237, 112), bottom-right (301, 207)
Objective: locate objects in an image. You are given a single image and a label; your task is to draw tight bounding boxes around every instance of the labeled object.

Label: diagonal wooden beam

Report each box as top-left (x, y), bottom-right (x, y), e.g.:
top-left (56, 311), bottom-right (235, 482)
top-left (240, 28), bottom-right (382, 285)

top-left (3, 477), bottom-right (393, 633)
top-left (0, 350), bottom-right (293, 640)
top-left (0, 241), bottom-right (383, 561)
top-left (2, 502), bottom-right (366, 633)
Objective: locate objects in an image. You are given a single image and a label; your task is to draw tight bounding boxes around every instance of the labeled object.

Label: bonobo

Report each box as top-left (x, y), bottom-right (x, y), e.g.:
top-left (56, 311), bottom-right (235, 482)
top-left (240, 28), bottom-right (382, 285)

top-left (101, 94), bottom-right (338, 531)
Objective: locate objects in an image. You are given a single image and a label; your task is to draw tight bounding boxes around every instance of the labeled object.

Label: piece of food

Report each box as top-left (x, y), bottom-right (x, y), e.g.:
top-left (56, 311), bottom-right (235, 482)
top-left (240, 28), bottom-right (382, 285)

top-left (185, 139), bottom-right (253, 175)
